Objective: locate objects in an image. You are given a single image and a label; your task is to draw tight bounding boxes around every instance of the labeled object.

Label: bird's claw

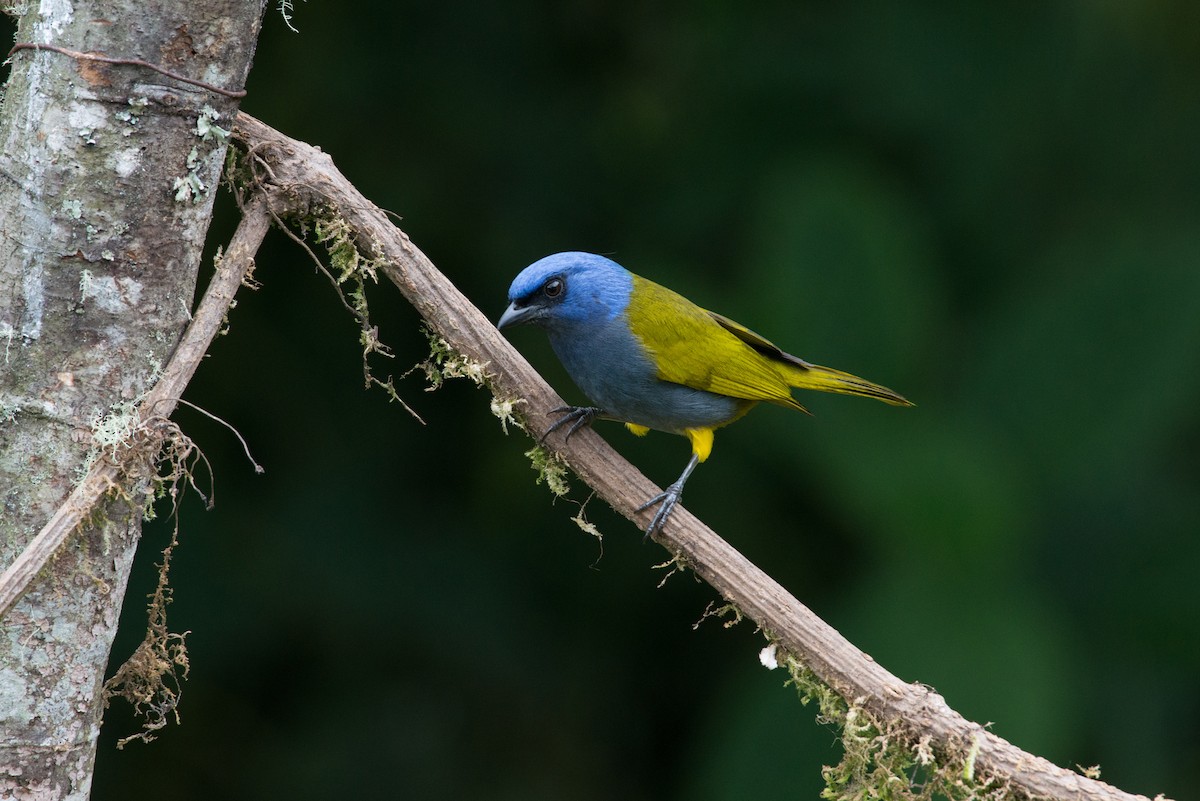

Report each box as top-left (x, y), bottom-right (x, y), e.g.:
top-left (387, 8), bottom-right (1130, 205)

top-left (636, 483), bottom-right (684, 541)
top-left (540, 405), bottom-right (603, 444)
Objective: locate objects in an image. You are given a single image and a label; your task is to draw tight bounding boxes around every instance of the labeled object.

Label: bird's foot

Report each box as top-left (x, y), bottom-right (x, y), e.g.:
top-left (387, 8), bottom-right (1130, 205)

top-left (541, 405), bottom-right (603, 444)
top-left (636, 481), bottom-right (685, 541)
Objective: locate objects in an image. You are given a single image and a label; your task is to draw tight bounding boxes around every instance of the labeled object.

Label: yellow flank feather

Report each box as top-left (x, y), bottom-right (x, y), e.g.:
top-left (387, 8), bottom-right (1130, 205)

top-left (626, 274), bottom-right (913, 409)
top-left (625, 422), bottom-right (650, 436)
top-left (685, 427), bottom-right (715, 462)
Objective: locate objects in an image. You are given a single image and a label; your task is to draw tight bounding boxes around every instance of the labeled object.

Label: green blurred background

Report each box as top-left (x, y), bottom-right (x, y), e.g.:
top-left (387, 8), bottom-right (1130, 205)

top-left (8, 2), bottom-right (1200, 798)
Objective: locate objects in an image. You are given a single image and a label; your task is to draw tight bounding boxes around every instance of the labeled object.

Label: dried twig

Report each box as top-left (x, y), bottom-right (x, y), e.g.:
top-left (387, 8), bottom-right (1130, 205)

top-left (6, 42), bottom-right (248, 98)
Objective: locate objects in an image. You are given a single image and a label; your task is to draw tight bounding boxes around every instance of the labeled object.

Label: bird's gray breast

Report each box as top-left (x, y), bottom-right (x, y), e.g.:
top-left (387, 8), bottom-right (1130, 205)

top-left (546, 314), bottom-right (741, 433)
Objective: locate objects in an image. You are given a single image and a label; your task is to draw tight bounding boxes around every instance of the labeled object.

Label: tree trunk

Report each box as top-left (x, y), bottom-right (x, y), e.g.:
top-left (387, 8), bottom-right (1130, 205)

top-left (0, 3), bottom-right (266, 797)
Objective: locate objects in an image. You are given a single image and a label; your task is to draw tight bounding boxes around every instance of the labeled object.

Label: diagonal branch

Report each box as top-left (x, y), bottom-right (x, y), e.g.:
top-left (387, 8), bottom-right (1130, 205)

top-left (229, 112), bottom-right (1169, 801)
top-left (0, 196), bottom-right (271, 619)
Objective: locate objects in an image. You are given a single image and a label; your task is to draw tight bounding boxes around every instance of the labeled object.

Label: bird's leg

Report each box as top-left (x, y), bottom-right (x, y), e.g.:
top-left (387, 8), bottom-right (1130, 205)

top-left (541, 405), bottom-right (604, 444)
top-left (636, 453), bottom-right (701, 540)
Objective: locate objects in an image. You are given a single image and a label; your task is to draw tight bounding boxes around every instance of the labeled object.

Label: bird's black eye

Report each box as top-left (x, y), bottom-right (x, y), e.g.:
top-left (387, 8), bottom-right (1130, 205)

top-left (543, 277), bottom-right (565, 299)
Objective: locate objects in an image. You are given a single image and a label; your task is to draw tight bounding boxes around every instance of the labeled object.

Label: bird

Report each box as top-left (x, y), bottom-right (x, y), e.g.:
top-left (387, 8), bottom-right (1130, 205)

top-left (497, 251), bottom-right (913, 538)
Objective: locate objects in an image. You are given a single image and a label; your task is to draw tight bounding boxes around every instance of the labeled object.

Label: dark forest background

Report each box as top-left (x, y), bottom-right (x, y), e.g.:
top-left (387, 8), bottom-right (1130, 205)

top-left (5, 3), bottom-right (1200, 799)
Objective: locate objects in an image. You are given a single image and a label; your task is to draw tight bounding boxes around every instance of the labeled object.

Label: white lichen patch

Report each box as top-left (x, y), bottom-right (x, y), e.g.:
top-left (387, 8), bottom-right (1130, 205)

top-left (171, 107), bottom-right (230, 202)
top-left (915, 734), bottom-right (935, 766)
top-left (114, 97), bottom-right (150, 136)
top-left (173, 147), bottom-right (208, 203)
top-left (195, 106), bottom-right (229, 143)
top-left (278, 0), bottom-right (302, 32)
top-left (0, 666), bottom-right (35, 726)
top-left (422, 336), bottom-right (489, 389)
top-left (80, 273), bottom-right (143, 314)
top-left (571, 508), bottom-right (601, 540)
top-left (759, 643), bottom-right (779, 669)
top-left (109, 146), bottom-right (141, 178)
top-left (35, 0), bottom-right (74, 38)
top-left (41, 100), bottom-right (105, 156)
top-left (91, 400), bottom-right (140, 451)
top-left (489, 397), bottom-right (524, 434)
top-left (67, 100), bottom-right (108, 136)
top-left (525, 446), bottom-right (570, 497)
top-left (0, 321), bottom-right (15, 362)
top-left (20, 261), bottom-right (44, 340)
top-left (73, 397), bottom-right (141, 484)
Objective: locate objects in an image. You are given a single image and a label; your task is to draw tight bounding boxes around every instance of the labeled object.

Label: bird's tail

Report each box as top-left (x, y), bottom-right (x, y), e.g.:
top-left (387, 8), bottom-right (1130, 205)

top-left (778, 361), bottom-right (914, 407)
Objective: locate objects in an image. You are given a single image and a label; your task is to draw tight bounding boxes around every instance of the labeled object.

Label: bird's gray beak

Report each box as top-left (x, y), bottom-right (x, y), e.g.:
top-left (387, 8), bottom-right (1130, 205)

top-left (497, 302), bottom-right (536, 330)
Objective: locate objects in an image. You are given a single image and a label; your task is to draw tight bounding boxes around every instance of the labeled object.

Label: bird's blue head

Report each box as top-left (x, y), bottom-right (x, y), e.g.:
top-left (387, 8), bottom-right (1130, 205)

top-left (498, 252), bottom-right (633, 332)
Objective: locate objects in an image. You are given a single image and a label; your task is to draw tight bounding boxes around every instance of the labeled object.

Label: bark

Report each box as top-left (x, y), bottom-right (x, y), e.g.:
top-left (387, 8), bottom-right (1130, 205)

top-left (0, 3), bottom-right (266, 798)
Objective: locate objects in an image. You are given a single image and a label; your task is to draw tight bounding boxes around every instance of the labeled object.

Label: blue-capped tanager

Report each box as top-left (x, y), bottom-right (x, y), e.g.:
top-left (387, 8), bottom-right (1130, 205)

top-left (498, 251), bottom-right (913, 537)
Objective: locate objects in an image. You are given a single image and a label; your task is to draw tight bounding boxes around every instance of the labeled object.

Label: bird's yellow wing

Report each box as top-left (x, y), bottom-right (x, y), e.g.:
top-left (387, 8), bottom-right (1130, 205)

top-left (626, 275), bottom-right (807, 410)
top-left (705, 310), bottom-right (810, 366)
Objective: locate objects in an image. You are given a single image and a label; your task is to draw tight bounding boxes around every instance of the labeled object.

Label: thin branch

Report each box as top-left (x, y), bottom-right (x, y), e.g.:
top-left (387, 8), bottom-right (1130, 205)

top-left (0, 196), bottom-right (271, 619)
top-left (159, 397), bottom-right (265, 475)
top-left (5, 42), bottom-right (248, 98)
top-left (229, 111), bottom-right (1169, 801)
